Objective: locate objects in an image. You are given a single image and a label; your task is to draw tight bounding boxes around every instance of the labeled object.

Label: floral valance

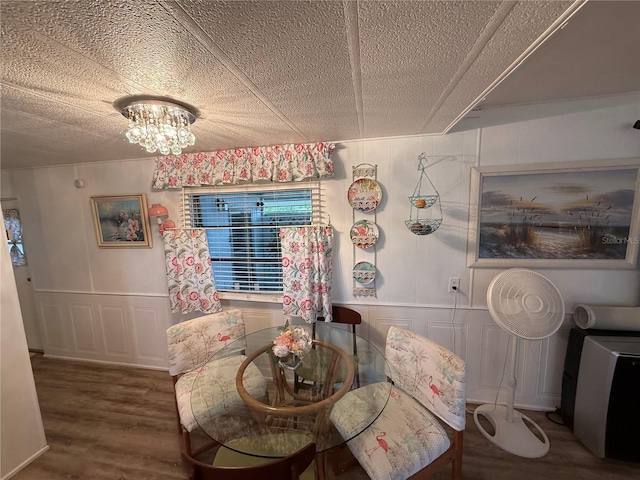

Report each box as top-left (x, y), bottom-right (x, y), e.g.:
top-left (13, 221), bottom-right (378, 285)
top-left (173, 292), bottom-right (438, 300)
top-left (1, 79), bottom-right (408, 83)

top-left (152, 142), bottom-right (335, 189)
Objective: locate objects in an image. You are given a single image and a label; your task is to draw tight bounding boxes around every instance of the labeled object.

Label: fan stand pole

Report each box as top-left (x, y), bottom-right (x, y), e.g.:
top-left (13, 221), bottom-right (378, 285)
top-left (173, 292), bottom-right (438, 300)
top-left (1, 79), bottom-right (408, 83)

top-left (473, 336), bottom-right (551, 458)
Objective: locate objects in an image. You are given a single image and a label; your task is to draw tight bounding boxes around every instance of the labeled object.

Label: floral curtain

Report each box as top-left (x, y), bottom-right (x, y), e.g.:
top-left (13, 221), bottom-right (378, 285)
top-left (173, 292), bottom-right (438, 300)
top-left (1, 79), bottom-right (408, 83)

top-left (280, 226), bottom-right (333, 323)
top-left (3, 208), bottom-right (27, 267)
top-left (152, 142), bottom-right (335, 189)
top-left (163, 229), bottom-right (222, 314)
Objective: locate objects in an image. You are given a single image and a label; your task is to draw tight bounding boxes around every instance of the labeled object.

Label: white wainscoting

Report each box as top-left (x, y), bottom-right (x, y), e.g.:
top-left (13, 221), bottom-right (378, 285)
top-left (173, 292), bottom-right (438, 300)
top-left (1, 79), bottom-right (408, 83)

top-left (369, 305), bottom-right (572, 411)
top-left (32, 293), bottom-right (288, 370)
top-left (33, 293), bottom-right (570, 410)
top-left (35, 292), bottom-right (173, 369)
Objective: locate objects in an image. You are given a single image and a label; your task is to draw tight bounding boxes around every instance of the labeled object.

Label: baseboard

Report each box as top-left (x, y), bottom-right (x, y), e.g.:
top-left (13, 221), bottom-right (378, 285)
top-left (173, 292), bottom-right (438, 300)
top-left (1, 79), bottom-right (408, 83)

top-left (1, 445), bottom-right (49, 480)
top-left (41, 354), bottom-right (168, 372)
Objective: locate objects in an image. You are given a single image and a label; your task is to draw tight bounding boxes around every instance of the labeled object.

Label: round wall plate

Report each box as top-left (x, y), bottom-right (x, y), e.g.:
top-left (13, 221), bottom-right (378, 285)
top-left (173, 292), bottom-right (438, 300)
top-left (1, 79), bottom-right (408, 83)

top-left (350, 220), bottom-right (379, 249)
top-left (352, 261), bottom-right (376, 285)
top-left (347, 178), bottom-right (382, 212)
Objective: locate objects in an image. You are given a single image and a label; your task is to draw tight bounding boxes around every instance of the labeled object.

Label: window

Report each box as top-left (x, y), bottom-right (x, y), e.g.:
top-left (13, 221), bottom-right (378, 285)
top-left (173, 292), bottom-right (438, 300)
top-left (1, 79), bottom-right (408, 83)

top-left (183, 183), bottom-right (321, 294)
top-left (3, 207), bottom-right (27, 267)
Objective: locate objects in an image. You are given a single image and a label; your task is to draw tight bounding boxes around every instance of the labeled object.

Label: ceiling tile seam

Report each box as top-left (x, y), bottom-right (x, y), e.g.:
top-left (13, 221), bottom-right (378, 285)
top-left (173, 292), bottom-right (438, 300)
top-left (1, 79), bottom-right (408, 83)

top-left (442, 0), bottom-right (590, 134)
top-left (199, 121), bottom-right (266, 148)
top-left (419, 1), bottom-right (516, 134)
top-left (160, 0), bottom-right (308, 141)
top-left (343, 0), bottom-right (364, 138)
top-left (23, 29), bottom-right (161, 100)
top-left (0, 105), bottom-right (113, 138)
top-left (1, 81), bottom-right (116, 121)
top-left (1, 126), bottom-right (115, 150)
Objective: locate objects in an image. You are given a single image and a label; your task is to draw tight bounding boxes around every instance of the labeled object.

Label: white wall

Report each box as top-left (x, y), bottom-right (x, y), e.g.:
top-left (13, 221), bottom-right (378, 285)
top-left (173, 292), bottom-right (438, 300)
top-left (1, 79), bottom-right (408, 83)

top-left (0, 204), bottom-right (48, 480)
top-left (469, 93), bottom-right (640, 307)
top-left (4, 93), bottom-right (640, 411)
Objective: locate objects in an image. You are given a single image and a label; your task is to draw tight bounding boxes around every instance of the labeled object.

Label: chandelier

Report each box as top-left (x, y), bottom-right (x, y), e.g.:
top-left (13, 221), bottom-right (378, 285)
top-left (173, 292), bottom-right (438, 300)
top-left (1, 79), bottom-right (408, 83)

top-left (114, 96), bottom-right (197, 155)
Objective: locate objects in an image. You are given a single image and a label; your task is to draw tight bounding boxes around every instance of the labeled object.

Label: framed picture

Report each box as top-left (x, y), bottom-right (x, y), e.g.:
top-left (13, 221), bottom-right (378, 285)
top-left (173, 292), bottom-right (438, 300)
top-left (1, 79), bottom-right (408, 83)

top-left (467, 158), bottom-right (640, 269)
top-left (90, 194), bottom-right (152, 248)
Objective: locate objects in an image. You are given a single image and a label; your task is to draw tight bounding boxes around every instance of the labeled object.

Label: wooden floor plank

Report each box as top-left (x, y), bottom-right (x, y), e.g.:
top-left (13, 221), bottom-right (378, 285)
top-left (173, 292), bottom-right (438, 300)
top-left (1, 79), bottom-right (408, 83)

top-left (12, 355), bottom-right (639, 479)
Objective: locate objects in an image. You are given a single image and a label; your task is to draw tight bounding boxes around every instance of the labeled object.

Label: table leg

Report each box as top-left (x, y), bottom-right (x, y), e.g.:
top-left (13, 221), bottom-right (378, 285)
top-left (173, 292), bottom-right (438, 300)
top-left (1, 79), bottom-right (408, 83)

top-left (315, 451), bottom-right (327, 480)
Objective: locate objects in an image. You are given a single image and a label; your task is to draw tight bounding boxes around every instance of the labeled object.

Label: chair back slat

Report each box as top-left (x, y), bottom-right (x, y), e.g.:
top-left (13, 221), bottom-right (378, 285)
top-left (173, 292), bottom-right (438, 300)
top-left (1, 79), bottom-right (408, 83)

top-left (166, 309), bottom-right (246, 376)
top-left (331, 305), bottom-right (362, 326)
top-left (385, 326), bottom-right (466, 431)
top-left (317, 305), bottom-right (361, 355)
top-left (181, 442), bottom-right (316, 480)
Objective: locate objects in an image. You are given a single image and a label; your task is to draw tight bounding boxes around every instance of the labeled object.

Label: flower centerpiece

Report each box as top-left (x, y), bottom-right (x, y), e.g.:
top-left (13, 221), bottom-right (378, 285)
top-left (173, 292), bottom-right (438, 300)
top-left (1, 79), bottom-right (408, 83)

top-left (272, 321), bottom-right (312, 370)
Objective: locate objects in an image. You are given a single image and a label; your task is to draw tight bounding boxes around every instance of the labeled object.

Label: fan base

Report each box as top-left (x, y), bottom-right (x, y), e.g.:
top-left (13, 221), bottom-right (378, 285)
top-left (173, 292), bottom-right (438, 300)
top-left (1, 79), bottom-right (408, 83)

top-left (474, 404), bottom-right (550, 458)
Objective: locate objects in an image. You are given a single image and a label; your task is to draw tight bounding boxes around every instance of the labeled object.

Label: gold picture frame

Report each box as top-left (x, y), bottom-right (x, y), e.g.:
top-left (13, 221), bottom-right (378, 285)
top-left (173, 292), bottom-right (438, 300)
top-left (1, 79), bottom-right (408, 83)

top-left (90, 194), bottom-right (152, 248)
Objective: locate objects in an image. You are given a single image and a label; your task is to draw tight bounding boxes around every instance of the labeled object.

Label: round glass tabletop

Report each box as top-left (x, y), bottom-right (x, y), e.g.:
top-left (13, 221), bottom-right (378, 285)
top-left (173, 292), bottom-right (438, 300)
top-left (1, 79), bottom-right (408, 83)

top-left (190, 323), bottom-right (391, 456)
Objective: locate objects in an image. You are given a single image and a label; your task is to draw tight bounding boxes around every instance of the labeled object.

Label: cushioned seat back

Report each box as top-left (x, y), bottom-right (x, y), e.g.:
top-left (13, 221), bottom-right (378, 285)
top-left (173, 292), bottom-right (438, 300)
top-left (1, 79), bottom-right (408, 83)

top-left (167, 309), bottom-right (246, 376)
top-left (385, 326), bottom-right (466, 431)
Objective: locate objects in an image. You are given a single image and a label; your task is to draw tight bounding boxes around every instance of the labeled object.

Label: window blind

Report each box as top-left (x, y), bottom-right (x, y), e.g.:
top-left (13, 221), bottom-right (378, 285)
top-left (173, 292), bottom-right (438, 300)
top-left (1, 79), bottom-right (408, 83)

top-left (181, 182), bottom-right (322, 294)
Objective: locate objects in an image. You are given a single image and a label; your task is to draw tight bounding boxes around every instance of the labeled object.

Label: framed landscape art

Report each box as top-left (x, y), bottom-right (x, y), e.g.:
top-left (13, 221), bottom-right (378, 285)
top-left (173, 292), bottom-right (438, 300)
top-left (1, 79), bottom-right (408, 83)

top-left (467, 159), bottom-right (640, 269)
top-left (90, 194), bottom-right (152, 248)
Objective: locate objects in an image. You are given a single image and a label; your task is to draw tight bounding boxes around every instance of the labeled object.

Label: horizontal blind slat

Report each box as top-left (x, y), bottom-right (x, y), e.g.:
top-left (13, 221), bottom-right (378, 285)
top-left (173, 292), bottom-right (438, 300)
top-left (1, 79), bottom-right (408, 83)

top-left (182, 184), bottom-right (320, 294)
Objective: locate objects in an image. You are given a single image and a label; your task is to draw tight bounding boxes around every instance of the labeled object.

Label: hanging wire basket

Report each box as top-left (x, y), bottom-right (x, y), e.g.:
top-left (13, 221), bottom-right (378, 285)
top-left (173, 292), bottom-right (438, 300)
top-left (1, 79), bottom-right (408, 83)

top-left (404, 218), bottom-right (442, 236)
top-left (406, 153), bottom-right (443, 236)
top-left (409, 194), bottom-right (439, 209)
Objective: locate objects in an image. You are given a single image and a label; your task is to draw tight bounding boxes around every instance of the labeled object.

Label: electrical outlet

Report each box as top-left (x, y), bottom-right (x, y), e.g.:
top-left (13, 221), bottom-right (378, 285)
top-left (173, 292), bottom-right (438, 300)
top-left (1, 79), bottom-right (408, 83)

top-left (448, 277), bottom-right (459, 293)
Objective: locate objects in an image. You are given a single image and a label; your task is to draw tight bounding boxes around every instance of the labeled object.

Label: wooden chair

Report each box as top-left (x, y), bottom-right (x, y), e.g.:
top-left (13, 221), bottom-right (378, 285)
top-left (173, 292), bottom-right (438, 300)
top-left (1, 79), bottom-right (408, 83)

top-left (330, 326), bottom-right (467, 480)
top-left (181, 442), bottom-right (316, 480)
top-left (294, 306), bottom-right (362, 395)
top-left (166, 308), bottom-right (267, 455)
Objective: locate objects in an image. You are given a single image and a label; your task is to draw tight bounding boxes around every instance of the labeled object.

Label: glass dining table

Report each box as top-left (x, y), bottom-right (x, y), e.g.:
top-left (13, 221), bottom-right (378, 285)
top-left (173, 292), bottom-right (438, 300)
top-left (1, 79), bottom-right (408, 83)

top-left (190, 322), bottom-right (391, 479)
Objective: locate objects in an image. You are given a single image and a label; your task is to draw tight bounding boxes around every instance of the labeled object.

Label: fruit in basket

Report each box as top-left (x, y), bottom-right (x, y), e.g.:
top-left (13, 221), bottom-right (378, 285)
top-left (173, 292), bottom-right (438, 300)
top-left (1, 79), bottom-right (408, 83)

top-left (410, 222), bottom-right (422, 233)
top-left (420, 223), bottom-right (433, 235)
top-left (415, 198), bottom-right (427, 208)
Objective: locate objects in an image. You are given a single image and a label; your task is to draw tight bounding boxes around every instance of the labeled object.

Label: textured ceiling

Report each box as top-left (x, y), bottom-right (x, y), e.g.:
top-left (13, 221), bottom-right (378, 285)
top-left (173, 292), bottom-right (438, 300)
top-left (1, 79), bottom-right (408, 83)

top-left (0, 1), bottom-right (638, 170)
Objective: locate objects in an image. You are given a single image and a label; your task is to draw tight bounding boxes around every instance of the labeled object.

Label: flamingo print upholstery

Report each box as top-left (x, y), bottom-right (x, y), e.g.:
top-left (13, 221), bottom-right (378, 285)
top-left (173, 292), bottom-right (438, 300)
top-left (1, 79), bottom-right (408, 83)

top-left (167, 308), bottom-right (246, 376)
top-left (166, 309), bottom-right (267, 433)
top-left (175, 355), bottom-right (266, 433)
top-left (330, 326), bottom-right (466, 480)
top-left (385, 327), bottom-right (466, 431)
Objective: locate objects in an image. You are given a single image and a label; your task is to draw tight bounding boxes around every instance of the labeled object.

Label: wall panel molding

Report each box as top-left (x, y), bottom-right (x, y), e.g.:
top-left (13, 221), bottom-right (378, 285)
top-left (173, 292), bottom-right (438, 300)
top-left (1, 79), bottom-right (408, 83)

top-left (39, 301), bottom-right (69, 354)
top-left (34, 292), bottom-right (172, 369)
top-left (34, 292), bottom-right (567, 409)
top-left (70, 303), bottom-right (99, 355)
top-left (131, 306), bottom-right (166, 366)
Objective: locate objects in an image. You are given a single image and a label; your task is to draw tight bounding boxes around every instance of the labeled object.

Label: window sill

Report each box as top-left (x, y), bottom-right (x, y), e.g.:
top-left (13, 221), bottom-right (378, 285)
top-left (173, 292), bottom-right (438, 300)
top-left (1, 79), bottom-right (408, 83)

top-left (218, 291), bottom-right (283, 303)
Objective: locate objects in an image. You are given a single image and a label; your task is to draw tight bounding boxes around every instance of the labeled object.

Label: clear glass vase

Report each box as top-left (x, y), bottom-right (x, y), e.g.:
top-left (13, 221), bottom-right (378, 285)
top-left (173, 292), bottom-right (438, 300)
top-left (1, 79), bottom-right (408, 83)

top-left (278, 353), bottom-right (302, 370)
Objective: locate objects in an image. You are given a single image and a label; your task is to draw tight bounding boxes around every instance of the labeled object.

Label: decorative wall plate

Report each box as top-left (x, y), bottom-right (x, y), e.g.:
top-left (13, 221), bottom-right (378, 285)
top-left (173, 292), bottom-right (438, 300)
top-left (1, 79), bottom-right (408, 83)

top-left (350, 220), bottom-right (379, 249)
top-left (352, 261), bottom-right (376, 285)
top-left (347, 178), bottom-right (382, 212)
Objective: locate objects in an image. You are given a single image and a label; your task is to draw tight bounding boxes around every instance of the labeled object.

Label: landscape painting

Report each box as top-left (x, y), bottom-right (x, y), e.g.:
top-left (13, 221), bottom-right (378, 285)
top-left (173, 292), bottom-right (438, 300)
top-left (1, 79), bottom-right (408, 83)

top-left (468, 161), bottom-right (640, 268)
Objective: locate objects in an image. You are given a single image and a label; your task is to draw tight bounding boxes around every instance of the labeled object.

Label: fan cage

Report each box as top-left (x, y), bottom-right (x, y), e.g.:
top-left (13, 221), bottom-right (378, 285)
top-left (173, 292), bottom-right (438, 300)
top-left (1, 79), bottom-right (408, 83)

top-left (487, 269), bottom-right (564, 340)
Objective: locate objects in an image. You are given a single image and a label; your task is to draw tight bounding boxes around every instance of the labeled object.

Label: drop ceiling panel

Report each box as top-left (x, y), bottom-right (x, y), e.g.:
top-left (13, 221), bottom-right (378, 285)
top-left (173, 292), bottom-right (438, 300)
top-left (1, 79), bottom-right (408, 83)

top-left (0, 0), bottom-right (307, 168)
top-left (1, 0), bottom-right (634, 170)
top-left (175, 0), bottom-right (360, 141)
top-left (423, 0), bottom-right (576, 133)
top-left (357, 1), bottom-right (501, 138)
top-left (479, 0), bottom-right (640, 108)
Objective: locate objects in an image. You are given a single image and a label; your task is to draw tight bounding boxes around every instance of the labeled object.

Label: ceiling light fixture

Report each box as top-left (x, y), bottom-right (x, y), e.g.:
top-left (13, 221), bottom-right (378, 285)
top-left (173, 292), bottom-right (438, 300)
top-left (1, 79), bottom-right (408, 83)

top-left (113, 96), bottom-right (198, 155)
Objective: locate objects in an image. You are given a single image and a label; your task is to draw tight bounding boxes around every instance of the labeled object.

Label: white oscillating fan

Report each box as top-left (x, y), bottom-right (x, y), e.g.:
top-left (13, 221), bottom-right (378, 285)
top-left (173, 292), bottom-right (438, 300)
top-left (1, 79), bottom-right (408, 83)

top-left (474, 268), bottom-right (564, 458)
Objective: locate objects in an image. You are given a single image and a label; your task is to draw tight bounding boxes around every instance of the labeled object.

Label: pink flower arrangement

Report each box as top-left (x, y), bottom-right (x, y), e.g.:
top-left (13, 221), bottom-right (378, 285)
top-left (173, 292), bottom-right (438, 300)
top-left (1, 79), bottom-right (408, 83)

top-left (272, 324), bottom-right (312, 359)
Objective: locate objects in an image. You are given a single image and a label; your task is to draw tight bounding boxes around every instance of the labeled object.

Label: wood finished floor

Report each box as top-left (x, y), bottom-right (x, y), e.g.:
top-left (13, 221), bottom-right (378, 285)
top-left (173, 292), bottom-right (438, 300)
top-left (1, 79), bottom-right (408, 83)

top-left (13, 355), bottom-right (640, 480)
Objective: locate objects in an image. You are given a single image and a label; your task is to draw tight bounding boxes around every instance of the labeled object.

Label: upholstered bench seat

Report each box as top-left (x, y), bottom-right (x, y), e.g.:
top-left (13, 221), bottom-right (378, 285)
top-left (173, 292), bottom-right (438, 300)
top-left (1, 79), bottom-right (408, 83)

top-left (331, 383), bottom-right (450, 480)
top-left (330, 327), bottom-right (467, 480)
top-left (175, 354), bottom-right (267, 432)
